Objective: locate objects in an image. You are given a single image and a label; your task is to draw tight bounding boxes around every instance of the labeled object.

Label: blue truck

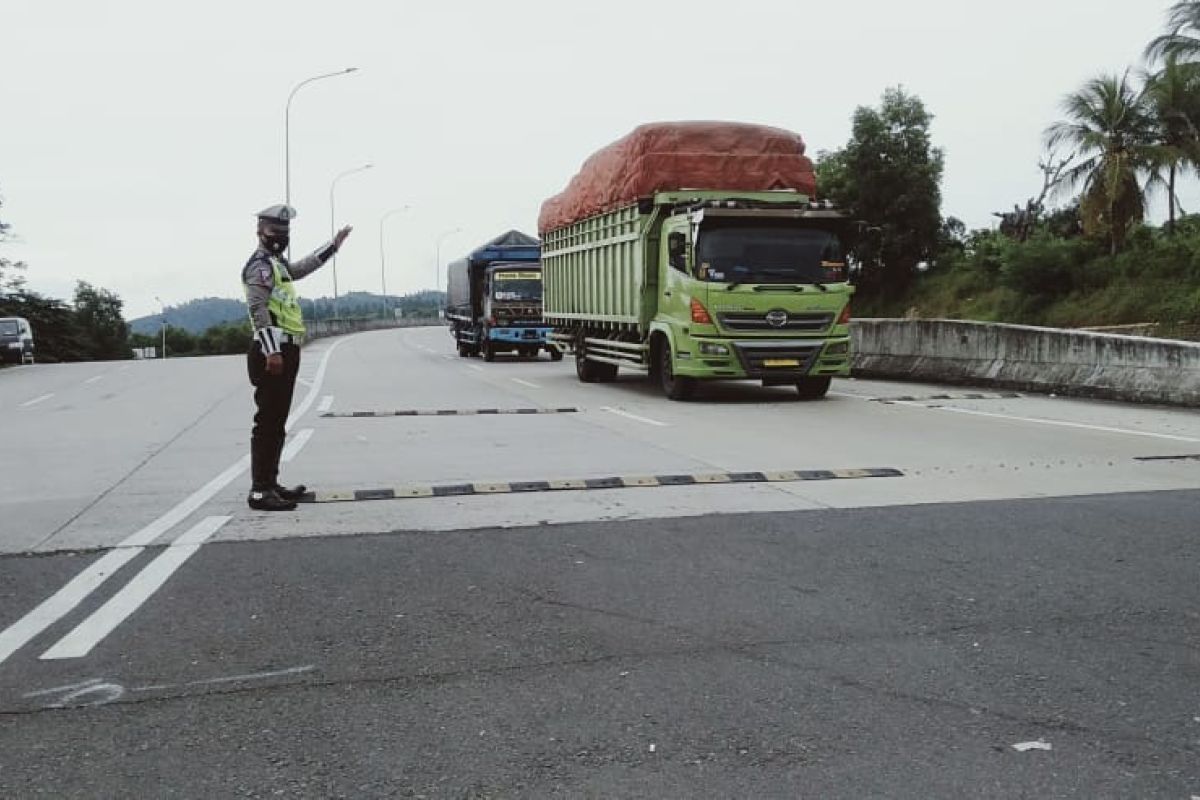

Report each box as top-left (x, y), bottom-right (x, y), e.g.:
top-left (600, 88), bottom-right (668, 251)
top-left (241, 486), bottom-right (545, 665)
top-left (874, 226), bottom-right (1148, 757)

top-left (445, 230), bottom-right (560, 362)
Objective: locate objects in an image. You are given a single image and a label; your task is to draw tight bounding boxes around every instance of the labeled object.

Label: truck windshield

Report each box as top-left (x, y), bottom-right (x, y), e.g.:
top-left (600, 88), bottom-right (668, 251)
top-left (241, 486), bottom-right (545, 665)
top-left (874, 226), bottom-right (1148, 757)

top-left (492, 273), bottom-right (542, 302)
top-left (0, 321), bottom-right (19, 336)
top-left (695, 222), bottom-right (845, 285)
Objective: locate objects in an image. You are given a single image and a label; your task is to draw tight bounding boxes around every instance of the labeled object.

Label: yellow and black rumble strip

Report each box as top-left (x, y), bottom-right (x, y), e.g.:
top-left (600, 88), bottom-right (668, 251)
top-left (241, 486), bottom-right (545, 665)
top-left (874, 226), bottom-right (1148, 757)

top-left (1134, 454), bottom-right (1200, 462)
top-left (298, 467), bottom-right (904, 504)
top-left (322, 407), bottom-right (579, 418)
top-left (872, 392), bottom-right (1021, 404)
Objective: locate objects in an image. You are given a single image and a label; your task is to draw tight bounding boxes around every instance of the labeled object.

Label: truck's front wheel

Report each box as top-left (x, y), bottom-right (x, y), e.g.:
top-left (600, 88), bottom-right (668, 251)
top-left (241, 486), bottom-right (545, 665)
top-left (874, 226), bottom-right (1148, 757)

top-left (483, 341), bottom-right (496, 362)
top-left (654, 337), bottom-right (695, 401)
top-left (575, 338), bottom-right (617, 383)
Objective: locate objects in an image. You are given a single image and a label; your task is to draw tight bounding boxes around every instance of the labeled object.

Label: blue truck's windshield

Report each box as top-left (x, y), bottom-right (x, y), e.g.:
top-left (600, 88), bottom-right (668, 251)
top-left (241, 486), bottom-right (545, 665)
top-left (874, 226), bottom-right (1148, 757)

top-left (492, 274), bottom-right (542, 302)
top-left (696, 224), bottom-right (844, 284)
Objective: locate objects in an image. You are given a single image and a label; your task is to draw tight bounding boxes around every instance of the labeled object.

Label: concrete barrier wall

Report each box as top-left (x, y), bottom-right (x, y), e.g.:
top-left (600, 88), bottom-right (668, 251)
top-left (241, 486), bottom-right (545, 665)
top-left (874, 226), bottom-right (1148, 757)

top-left (851, 319), bottom-right (1200, 406)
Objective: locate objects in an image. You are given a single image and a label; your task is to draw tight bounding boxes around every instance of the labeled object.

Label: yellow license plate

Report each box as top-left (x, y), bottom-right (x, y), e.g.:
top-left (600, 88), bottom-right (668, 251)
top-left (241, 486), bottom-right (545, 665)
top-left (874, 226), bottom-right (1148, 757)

top-left (763, 358), bottom-right (800, 368)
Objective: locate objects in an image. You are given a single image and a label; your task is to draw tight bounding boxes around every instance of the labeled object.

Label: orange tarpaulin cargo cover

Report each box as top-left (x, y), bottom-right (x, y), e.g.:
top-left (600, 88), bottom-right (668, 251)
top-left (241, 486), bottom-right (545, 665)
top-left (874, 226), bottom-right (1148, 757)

top-left (538, 121), bottom-right (818, 234)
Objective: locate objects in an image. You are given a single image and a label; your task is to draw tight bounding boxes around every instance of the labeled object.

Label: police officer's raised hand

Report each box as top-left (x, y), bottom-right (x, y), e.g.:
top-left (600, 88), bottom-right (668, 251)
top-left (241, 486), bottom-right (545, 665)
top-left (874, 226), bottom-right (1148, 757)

top-left (266, 353), bottom-right (285, 376)
top-left (334, 226), bottom-right (353, 249)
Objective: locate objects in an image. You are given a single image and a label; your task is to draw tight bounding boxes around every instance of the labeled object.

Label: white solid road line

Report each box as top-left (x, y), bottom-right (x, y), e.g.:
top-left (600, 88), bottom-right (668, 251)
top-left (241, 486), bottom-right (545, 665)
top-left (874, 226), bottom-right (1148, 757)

top-left (600, 406), bottom-right (669, 427)
top-left (468, 364), bottom-right (484, 372)
top-left (317, 395), bottom-right (334, 414)
top-left (833, 390), bottom-right (1200, 443)
top-left (932, 405), bottom-right (1200, 443)
top-left (511, 378), bottom-right (540, 389)
top-left (286, 342), bottom-right (342, 432)
top-left (0, 338), bottom-right (347, 664)
top-left (281, 429), bottom-right (314, 463)
top-left (41, 516), bottom-right (232, 660)
top-left (84, 375), bottom-right (104, 385)
top-left (0, 548), bottom-right (144, 665)
top-left (20, 393), bottom-right (53, 408)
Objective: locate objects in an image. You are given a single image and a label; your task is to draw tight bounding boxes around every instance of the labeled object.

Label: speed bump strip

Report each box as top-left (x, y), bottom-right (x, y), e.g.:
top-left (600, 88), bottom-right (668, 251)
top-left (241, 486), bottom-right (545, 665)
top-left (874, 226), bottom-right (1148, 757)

top-left (298, 467), bottom-right (904, 504)
top-left (323, 407), bottom-right (578, 418)
top-left (872, 392), bottom-right (1021, 404)
top-left (1134, 454), bottom-right (1200, 462)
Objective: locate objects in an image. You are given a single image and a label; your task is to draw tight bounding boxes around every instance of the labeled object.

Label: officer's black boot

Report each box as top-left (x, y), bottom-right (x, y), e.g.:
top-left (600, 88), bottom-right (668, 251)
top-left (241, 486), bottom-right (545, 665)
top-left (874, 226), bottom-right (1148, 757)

top-left (249, 435), bottom-right (296, 511)
top-left (247, 487), bottom-right (297, 512)
top-left (274, 483), bottom-right (308, 502)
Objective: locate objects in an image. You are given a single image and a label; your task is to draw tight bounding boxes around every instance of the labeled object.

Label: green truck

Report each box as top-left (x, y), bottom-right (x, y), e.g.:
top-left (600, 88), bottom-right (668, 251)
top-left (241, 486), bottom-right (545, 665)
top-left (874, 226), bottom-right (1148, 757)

top-left (539, 122), bottom-right (855, 400)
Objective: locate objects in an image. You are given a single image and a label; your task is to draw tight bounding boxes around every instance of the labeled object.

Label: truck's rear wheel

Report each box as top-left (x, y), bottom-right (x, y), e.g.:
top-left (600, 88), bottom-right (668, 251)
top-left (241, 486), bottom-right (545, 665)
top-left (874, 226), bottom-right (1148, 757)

top-left (548, 348), bottom-right (563, 362)
top-left (795, 376), bottom-right (831, 400)
top-left (457, 342), bottom-right (469, 358)
top-left (575, 338), bottom-right (618, 383)
top-left (655, 337), bottom-right (695, 401)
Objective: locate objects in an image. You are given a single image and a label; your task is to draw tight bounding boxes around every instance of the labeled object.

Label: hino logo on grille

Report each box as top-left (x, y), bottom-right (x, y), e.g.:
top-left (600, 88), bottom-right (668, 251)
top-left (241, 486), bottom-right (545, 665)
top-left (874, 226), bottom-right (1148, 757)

top-left (765, 310), bottom-right (789, 328)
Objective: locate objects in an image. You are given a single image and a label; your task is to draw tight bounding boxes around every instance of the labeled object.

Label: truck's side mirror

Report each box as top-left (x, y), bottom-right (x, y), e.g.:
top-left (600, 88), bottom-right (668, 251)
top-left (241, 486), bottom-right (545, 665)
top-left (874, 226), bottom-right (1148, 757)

top-left (667, 232), bottom-right (687, 272)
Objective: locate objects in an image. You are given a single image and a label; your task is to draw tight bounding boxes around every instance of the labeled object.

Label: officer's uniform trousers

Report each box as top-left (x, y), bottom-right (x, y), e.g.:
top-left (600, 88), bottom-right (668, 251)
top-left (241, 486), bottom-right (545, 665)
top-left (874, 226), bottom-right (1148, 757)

top-left (246, 341), bottom-right (302, 490)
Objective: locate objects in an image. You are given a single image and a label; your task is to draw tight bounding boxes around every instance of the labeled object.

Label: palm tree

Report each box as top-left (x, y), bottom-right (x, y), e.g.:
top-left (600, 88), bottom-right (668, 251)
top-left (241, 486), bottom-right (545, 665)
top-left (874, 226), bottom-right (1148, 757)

top-left (1046, 73), bottom-right (1160, 254)
top-left (1140, 56), bottom-right (1200, 233)
top-left (1146, 1), bottom-right (1200, 63)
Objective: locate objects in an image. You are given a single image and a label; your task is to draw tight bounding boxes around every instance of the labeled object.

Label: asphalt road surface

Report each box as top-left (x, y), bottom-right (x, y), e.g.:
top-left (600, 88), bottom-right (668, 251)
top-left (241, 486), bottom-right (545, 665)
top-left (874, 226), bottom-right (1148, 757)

top-left (1, 327), bottom-right (1197, 798)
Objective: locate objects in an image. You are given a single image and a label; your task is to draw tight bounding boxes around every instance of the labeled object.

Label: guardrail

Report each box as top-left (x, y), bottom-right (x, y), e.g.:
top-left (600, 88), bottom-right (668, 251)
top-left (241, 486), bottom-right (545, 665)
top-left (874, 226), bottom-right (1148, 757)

top-left (851, 319), bottom-right (1200, 406)
top-left (305, 318), bottom-right (441, 341)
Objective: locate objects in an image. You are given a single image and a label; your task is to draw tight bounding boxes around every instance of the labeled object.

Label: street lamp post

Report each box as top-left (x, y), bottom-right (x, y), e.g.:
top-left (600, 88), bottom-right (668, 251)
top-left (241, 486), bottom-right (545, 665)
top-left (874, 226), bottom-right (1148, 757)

top-left (284, 67), bottom-right (358, 207)
top-left (434, 227), bottom-right (463, 315)
top-left (329, 163), bottom-right (373, 320)
top-left (379, 206), bottom-right (411, 320)
top-left (154, 296), bottom-right (167, 360)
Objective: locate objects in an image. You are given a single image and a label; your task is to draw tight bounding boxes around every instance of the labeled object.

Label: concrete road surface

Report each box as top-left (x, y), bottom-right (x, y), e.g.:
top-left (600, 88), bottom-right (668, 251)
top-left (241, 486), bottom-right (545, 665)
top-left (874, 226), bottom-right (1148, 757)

top-left (1, 327), bottom-right (1197, 798)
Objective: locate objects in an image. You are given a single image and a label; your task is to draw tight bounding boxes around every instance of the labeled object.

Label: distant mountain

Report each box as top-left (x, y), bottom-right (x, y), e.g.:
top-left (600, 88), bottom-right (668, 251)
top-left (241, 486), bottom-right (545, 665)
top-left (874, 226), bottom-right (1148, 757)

top-left (129, 291), bottom-right (445, 335)
top-left (129, 297), bottom-right (246, 335)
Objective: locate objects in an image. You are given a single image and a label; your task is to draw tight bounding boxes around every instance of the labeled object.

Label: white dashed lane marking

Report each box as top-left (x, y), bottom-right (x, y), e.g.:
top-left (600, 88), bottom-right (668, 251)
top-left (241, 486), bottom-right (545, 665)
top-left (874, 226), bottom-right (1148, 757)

top-left (600, 407), bottom-right (669, 427)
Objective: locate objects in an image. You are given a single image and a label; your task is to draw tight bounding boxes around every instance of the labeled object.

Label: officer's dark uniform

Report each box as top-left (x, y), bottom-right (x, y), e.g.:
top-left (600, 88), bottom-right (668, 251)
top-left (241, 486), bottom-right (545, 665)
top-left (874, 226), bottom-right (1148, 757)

top-left (243, 204), bottom-right (338, 511)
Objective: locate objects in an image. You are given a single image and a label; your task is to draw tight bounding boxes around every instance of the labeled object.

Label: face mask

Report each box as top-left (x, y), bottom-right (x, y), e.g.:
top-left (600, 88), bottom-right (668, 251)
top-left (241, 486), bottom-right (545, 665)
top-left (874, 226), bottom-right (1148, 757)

top-left (260, 230), bottom-right (290, 255)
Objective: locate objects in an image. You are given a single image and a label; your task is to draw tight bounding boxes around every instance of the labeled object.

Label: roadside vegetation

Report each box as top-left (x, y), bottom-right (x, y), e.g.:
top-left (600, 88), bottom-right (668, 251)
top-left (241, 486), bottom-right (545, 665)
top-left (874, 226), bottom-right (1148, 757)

top-left (820, 2), bottom-right (1200, 335)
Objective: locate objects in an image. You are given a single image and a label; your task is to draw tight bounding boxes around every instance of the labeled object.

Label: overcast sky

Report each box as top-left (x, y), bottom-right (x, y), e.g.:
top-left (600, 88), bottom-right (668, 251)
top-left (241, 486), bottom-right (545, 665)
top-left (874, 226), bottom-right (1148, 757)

top-left (0, 0), bottom-right (1183, 318)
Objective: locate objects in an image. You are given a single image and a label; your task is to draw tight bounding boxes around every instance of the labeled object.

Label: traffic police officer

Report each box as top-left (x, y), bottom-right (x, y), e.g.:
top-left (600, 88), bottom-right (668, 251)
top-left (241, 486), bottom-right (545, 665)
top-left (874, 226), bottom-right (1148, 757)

top-left (243, 204), bottom-right (352, 511)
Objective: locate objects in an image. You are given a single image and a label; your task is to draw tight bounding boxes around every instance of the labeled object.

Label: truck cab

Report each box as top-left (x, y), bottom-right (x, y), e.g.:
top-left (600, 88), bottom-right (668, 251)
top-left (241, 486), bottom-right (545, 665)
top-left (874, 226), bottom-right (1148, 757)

top-left (478, 265), bottom-right (558, 362)
top-left (0, 317), bottom-right (35, 365)
top-left (652, 196), bottom-right (854, 398)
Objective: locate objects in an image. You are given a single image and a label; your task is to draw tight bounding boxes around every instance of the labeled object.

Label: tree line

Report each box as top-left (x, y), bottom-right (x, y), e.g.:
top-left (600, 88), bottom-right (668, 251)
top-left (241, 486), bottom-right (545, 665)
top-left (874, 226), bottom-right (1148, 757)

top-left (818, 1), bottom-right (1200, 333)
top-left (1, 199), bottom-right (132, 361)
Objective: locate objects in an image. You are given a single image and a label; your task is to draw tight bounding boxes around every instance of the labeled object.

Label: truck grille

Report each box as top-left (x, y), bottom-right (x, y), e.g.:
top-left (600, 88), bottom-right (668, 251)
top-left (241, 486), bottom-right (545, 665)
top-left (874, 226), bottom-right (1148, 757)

top-left (718, 310), bottom-right (833, 332)
top-left (731, 341), bottom-right (822, 376)
top-left (495, 305), bottom-right (542, 321)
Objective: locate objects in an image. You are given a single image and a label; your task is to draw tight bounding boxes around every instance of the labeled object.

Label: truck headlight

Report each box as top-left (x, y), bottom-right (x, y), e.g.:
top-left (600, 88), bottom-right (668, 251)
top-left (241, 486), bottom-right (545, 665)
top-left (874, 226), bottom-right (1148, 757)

top-left (698, 342), bottom-right (729, 356)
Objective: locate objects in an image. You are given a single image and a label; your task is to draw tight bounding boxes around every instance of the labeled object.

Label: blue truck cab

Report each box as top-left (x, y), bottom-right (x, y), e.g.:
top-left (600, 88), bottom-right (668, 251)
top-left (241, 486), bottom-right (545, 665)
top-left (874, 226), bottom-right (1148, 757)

top-left (445, 231), bottom-right (560, 362)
